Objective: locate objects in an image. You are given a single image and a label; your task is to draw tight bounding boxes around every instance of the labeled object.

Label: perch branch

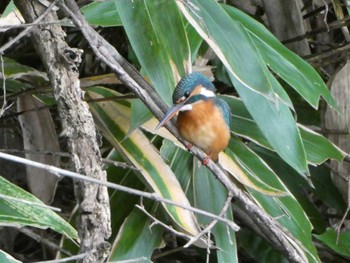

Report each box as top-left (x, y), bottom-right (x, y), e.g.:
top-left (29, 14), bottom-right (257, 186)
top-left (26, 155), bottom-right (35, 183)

top-left (60, 0), bottom-right (308, 262)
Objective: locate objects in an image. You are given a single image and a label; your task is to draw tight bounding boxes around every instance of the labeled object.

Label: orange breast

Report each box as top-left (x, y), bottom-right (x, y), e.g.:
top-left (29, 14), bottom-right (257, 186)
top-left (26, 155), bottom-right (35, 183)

top-left (176, 100), bottom-right (230, 162)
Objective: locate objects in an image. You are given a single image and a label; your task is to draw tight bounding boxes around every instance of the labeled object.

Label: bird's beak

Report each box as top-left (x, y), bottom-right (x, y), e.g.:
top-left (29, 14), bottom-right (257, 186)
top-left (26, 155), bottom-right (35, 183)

top-left (156, 102), bottom-right (185, 129)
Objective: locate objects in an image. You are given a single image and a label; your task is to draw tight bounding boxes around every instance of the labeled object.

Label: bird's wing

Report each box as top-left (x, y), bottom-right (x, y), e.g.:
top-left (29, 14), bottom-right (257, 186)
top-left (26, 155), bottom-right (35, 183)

top-left (215, 98), bottom-right (231, 127)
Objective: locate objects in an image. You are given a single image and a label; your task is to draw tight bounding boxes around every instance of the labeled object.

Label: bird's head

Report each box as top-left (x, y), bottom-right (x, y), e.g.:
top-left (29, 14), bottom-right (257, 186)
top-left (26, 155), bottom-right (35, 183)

top-left (156, 72), bottom-right (216, 129)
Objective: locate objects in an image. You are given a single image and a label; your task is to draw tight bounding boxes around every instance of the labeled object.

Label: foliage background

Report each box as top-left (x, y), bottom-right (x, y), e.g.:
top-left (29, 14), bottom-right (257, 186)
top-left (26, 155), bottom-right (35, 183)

top-left (0, 0), bottom-right (350, 262)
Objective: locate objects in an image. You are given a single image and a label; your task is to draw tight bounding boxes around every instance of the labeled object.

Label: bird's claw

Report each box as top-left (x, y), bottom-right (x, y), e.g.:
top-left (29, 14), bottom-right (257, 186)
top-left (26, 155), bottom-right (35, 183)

top-left (186, 143), bottom-right (193, 151)
top-left (202, 157), bottom-right (210, 166)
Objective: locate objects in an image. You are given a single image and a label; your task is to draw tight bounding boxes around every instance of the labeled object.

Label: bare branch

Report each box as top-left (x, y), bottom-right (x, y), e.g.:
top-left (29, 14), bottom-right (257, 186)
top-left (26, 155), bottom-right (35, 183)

top-left (0, 151), bottom-right (240, 231)
top-left (184, 191), bottom-right (233, 248)
top-left (136, 204), bottom-right (191, 240)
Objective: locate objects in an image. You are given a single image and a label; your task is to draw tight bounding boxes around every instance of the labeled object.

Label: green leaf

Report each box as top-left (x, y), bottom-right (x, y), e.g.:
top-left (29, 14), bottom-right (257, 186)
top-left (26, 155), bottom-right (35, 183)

top-left (186, 23), bottom-right (203, 63)
top-left (224, 138), bottom-right (287, 196)
top-left (2, 57), bottom-right (48, 91)
top-left (222, 95), bottom-right (344, 172)
top-left (0, 250), bottom-right (21, 263)
top-left (228, 78), bottom-right (309, 177)
top-left (115, 0), bottom-right (190, 104)
top-left (247, 177), bottom-right (320, 262)
top-left (177, 0), bottom-right (274, 97)
top-left (193, 164), bottom-right (238, 263)
top-left (222, 4), bottom-right (337, 109)
top-left (104, 150), bottom-right (145, 241)
top-left (0, 176), bottom-right (78, 240)
top-left (87, 87), bottom-right (201, 237)
top-left (109, 206), bottom-right (163, 261)
top-left (2, 1), bottom-right (16, 17)
top-left (309, 165), bottom-right (346, 212)
top-left (161, 141), bottom-right (238, 262)
top-left (238, 229), bottom-right (288, 263)
top-left (129, 99), bottom-right (152, 133)
top-left (314, 228), bottom-right (350, 257)
top-left (252, 146), bottom-right (327, 233)
top-left (81, 0), bottom-right (122, 27)
top-left (299, 125), bottom-right (345, 164)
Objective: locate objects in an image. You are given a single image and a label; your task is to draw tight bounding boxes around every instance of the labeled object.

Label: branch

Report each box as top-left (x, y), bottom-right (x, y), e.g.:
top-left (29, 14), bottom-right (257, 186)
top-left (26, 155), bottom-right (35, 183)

top-left (60, 0), bottom-right (308, 262)
top-left (0, 151), bottom-right (239, 232)
top-left (13, 1), bottom-right (111, 262)
top-left (0, 0), bottom-right (60, 54)
top-left (184, 191), bottom-right (233, 248)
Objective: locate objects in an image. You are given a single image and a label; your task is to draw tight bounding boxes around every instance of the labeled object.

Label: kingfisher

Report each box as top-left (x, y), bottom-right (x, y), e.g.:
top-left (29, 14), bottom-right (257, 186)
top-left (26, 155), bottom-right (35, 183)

top-left (156, 72), bottom-right (231, 164)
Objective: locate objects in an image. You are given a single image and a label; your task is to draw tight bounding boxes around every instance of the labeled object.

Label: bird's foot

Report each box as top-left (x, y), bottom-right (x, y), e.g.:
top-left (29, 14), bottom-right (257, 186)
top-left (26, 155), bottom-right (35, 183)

top-left (202, 151), bottom-right (213, 166)
top-left (202, 156), bottom-right (210, 166)
top-left (186, 143), bottom-right (193, 151)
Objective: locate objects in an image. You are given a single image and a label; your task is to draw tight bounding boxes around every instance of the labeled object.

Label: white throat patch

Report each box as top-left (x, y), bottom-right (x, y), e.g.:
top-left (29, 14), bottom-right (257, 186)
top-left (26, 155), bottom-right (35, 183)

top-left (200, 87), bottom-right (215, 97)
top-left (179, 104), bottom-right (193, 112)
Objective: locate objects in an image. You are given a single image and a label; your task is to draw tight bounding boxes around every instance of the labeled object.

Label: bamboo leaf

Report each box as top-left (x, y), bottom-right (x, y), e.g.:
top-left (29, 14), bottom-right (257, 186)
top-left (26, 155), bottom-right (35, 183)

top-left (0, 176), bottom-right (78, 240)
top-left (87, 87), bottom-right (201, 237)
top-left (160, 141), bottom-right (238, 263)
top-left (109, 206), bottom-right (163, 261)
top-left (222, 4), bottom-right (337, 109)
top-left (249, 191), bottom-right (320, 262)
top-left (81, 0), bottom-right (121, 27)
top-left (226, 80), bottom-right (309, 177)
top-left (314, 229), bottom-right (350, 257)
top-left (222, 138), bottom-right (287, 196)
top-left (0, 250), bottom-right (21, 263)
top-left (299, 125), bottom-right (346, 164)
top-left (177, 0), bottom-right (274, 97)
top-left (115, 0), bottom-right (190, 104)
top-left (222, 95), bottom-right (344, 172)
top-left (193, 164), bottom-right (238, 263)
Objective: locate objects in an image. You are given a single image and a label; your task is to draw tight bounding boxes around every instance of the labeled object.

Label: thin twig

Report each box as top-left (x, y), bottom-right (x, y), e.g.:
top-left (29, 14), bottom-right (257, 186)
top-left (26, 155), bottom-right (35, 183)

top-left (283, 16), bottom-right (350, 45)
top-left (109, 257), bottom-right (148, 263)
top-left (336, 179), bottom-right (350, 244)
top-left (136, 204), bottom-right (191, 240)
top-left (0, 19), bottom-right (74, 29)
top-left (0, 148), bottom-right (139, 170)
top-left (19, 227), bottom-right (72, 256)
top-left (0, 0), bottom-right (60, 118)
top-left (0, 0), bottom-right (60, 54)
top-left (0, 151), bottom-right (240, 231)
top-left (0, 54), bottom-right (14, 117)
top-left (36, 252), bottom-right (90, 263)
top-left (184, 191), bottom-right (233, 248)
top-left (101, 158), bottom-right (139, 171)
top-left (0, 148), bottom-right (71, 157)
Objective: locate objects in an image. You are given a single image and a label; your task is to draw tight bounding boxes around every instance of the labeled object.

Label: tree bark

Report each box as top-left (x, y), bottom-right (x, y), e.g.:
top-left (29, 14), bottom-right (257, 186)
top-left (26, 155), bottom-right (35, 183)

top-left (13, 1), bottom-right (111, 262)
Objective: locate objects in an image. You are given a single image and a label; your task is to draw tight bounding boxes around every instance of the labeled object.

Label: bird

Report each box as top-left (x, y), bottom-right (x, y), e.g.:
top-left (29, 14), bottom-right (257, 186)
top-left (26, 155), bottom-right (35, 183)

top-left (156, 72), bottom-right (231, 164)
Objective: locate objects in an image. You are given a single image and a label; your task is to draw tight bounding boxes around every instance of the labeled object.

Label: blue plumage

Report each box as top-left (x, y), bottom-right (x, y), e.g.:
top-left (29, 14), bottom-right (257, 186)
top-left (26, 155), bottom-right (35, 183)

top-left (173, 72), bottom-right (216, 103)
top-left (157, 72), bottom-right (231, 163)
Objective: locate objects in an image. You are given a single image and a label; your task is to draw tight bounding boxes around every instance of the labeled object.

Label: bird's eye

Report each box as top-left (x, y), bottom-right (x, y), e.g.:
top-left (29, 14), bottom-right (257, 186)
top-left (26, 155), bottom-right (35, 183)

top-left (184, 91), bottom-right (190, 98)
